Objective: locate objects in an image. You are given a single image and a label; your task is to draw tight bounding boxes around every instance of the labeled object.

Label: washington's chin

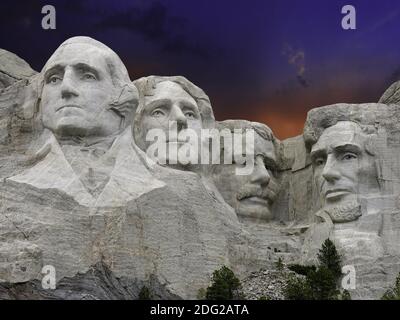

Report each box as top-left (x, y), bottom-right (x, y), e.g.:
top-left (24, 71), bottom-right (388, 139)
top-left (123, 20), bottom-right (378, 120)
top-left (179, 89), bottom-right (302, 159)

top-left (237, 197), bottom-right (273, 221)
top-left (44, 117), bottom-right (97, 137)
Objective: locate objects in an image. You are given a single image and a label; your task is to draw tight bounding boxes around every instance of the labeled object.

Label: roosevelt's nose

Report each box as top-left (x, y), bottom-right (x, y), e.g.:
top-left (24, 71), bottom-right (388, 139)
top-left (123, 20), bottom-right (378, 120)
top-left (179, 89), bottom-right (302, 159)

top-left (170, 105), bottom-right (187, 131)
top-left (322, 155), bottom-right (341, 182)
top-left (61, 68), bottom-right (79, 99)
top-left (250, 157), bottom-right (271, 186)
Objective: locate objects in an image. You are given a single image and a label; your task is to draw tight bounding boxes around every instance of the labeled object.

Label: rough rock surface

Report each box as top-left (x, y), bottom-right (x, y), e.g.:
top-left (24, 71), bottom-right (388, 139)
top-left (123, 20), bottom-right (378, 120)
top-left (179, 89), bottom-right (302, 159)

top-left (0, 262), bottom-right (180, 300)
top-left (0, 49), bottom-right (36, 90)
top-left (379, 81), bottom-right (400, 105)
top-left (240, 267), bottom-right (297, 300)
top-left (1, 42), bottom-right (400, 300)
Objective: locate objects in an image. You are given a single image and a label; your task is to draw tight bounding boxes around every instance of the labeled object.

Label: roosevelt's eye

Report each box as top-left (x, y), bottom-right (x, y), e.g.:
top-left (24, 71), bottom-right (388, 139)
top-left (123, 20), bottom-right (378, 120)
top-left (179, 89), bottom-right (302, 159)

top-left (82, 73), bottom-right (97, 81)
top-left (151, 109), bottom-right (165, 117)
top-left (342, 153), bottom-right (357, 161)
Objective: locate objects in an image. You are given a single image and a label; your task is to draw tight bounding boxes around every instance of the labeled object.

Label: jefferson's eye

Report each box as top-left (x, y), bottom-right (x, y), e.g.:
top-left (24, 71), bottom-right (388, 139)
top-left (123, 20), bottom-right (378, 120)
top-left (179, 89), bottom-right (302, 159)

top-left (82, 73), bottom-right (97, 81)
top-left (151, 109), bottom-right (165, 117)
top-left (184, 111), bottom-right (196, 119)
top-left (342, 153), bottom-right (357, 161)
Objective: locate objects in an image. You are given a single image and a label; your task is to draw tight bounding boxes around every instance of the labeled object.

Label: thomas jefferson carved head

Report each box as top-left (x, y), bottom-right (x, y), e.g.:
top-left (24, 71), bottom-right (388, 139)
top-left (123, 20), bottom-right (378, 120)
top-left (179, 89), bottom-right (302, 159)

top-left (133, 76), bottom-right (214, 166)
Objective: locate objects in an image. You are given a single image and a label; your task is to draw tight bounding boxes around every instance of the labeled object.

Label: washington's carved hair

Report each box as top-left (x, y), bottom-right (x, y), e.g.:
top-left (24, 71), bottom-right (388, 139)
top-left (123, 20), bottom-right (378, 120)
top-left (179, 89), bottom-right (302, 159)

top-left (34, 36), bottom-right (138, 130)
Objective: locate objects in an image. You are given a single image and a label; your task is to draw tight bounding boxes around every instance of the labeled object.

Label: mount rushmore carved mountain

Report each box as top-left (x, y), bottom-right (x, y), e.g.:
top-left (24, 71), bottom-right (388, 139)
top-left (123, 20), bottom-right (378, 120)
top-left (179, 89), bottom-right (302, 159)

top-left (0, 37), bottom-right (400, 300)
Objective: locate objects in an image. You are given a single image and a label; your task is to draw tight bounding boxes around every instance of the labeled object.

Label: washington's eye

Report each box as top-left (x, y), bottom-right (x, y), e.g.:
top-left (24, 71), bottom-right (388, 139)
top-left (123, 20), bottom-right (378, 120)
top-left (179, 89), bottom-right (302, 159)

top-left (314, 157), bottom-right (325, 166)
top-left (48, 75), bottom-right (62, 84)
top-left (82, 73), bottom-right (97, 81)
top-left (151, 109), bottom-right (165, 117)
top-left (342, 153), bottom-right (357, 161)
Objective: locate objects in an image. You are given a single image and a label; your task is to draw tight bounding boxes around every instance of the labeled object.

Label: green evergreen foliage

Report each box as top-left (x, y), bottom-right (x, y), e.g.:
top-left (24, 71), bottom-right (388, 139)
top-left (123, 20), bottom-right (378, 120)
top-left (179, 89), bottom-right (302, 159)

top-left (138, 285), bottom-right (152, 300)
top-left (284, 239), bottom-right (350, 300)
top-left (381, 272), bottom-right (400, 300)
top-left (288, 264), bottom-right (316, 276)
top-left (284, 275), bottom-right (313, 300)
top-left (275, 257), bottom-right (284, 272)
top-left (197, 288), bottom-right (206, 300)
top-left (205, 266), bottom-right (241, 300)
top-left (340, 290), bottom-right (351, 300)
top-left (306, 266), bottom-right (339, 300)
top-left (317, 238), bottom-right (342, 279)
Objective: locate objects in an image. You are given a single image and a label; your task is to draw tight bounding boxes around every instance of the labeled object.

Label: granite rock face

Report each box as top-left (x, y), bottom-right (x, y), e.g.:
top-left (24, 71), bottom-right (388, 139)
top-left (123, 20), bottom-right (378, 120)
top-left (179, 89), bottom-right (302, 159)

top-left (379, 81), bottom-right (400, 105)
top-left (1, 37), bottom-right (400, 300)
top-left (0, 49), bottom-right (36, 90)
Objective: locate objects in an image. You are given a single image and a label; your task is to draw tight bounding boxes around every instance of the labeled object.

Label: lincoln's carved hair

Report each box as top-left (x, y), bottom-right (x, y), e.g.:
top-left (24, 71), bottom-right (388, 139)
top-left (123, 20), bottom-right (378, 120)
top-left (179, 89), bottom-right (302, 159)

top-left (35, 36), bottom-right (138, 129)
top-left (303, 104), bottom-right (380, 156)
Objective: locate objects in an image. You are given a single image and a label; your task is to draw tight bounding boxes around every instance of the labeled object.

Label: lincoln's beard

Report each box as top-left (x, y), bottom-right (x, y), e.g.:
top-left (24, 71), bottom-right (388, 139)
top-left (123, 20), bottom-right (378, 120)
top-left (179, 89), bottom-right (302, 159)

top-left (324, 199), bottom-right (361, 223)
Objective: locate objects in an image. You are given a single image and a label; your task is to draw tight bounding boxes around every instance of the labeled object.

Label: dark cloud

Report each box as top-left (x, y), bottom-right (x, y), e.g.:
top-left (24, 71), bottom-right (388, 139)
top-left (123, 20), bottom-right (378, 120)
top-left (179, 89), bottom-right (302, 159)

top-left (95, 2), bottom-right (214, 59)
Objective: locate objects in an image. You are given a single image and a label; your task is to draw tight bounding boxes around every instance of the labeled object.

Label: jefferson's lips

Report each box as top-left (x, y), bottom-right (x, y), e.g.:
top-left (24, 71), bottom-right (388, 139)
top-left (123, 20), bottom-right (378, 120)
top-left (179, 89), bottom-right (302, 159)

top-left (56, 104), bottom-right (82, 112)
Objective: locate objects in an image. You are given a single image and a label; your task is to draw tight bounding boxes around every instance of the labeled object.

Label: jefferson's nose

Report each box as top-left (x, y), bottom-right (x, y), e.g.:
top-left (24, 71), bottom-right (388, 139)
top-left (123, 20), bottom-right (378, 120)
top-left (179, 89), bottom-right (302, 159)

top-left (322, 155), bottom-right (341, 182)
top-left (170, 105), bottom-right (187, 131)
top-left (61, 69), bottom-right (79, 99)
top-left (250, 157), bottom-right (271, 186)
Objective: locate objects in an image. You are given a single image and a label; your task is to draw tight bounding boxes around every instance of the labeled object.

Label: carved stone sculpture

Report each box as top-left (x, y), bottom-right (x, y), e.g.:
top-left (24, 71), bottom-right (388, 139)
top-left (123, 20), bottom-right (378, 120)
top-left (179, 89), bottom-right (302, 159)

top-left (211, 120), bottom-right (281, 221)
top-left (132, 75), bottom-right (214, 170)
top-left (2, 38), bottom-right (400, 300)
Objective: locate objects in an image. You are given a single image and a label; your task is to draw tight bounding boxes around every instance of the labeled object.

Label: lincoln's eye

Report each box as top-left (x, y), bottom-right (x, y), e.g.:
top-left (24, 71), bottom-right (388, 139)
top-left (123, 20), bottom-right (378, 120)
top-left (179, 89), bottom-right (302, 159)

top-left (342, 153), bottom-right (357, 161)
top-left (83, 73), bottom-right (97, 81)
top-left (151, 109), bottom-right (165, 117)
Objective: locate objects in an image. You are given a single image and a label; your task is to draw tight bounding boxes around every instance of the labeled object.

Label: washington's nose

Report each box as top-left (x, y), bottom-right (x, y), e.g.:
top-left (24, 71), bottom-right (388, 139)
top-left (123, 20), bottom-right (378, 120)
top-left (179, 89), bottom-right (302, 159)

top-left (61, 70), bottom-right (79, 99)
top-left (322, 156), bottom-right (341, 182)
top-left (250, 158), bottom-right (271, 186)
top-left (170, 105), bottom-right (187, 131)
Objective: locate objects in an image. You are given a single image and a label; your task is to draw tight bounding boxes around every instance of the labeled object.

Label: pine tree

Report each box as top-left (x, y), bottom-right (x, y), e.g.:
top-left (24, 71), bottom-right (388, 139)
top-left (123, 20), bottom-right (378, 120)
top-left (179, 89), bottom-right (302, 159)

top-left (381, 272), bottom-right (400, 300)
top-left (317, 239), bottom-right (342, 279)
top-left (138, 286), bottom-right (152, 300)
top-left (206, 266), bottom-right (241, 300)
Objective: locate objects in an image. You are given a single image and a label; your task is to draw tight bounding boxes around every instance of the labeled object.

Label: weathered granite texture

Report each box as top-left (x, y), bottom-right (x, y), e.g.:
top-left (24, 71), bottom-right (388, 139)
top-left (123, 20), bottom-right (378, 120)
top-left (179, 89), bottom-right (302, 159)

top-left (379, 80), bottom-right (400, 105)
top-left (1, 36), bottom-right (400, 300)
top-left (0, 49), bottom-right (36, 90)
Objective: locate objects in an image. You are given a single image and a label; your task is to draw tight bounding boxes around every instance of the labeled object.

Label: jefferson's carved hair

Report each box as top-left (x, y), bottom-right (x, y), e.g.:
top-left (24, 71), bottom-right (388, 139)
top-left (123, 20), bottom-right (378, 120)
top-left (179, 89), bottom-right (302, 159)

top-left (133, 75), bottom-right (215, 127)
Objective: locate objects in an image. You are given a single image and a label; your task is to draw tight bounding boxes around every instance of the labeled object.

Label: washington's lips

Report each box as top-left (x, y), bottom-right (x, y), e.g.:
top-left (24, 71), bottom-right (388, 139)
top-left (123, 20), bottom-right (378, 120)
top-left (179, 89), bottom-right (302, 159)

top-left (324, 188), bottom-right (351, 200)
top-left (56, 104), bottom-right (83, 112)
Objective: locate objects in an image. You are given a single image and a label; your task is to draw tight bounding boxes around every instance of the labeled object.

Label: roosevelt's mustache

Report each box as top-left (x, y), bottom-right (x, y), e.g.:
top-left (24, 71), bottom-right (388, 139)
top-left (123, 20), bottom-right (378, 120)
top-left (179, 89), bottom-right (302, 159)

top-left (236, 179), bottom-right (279, 203)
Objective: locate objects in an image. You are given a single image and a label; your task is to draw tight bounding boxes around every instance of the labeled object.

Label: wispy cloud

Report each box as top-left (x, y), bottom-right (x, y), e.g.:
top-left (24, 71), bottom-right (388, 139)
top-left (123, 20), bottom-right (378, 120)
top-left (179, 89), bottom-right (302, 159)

top-left (282, 43), bottom-right (309, 88)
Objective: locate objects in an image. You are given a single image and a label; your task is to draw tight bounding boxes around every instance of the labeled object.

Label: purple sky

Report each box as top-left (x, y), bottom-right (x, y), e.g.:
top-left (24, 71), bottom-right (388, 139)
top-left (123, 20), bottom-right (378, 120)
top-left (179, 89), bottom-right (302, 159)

top-left (1, 0), bottom-right (400, 138)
